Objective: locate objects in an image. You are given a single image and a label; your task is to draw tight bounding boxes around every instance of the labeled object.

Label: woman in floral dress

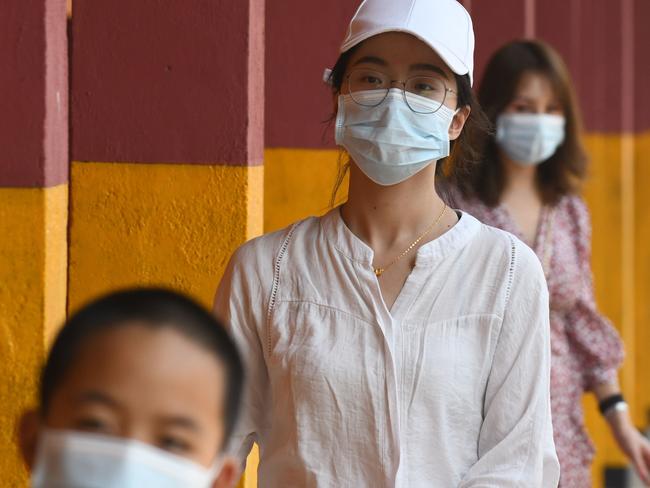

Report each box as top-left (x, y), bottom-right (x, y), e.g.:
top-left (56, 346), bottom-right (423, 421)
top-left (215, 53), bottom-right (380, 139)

top-left (443, 39), bottom-right (650, 487)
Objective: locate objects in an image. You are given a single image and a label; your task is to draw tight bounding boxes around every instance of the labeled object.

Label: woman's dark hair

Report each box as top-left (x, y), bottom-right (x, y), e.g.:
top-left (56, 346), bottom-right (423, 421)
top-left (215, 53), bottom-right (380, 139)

top-left (327, 43), bottom-right (491, 206)
top-left (39, 287), bottom-right (245, 448)
top-left (454, 39), bottom-right (588, 207)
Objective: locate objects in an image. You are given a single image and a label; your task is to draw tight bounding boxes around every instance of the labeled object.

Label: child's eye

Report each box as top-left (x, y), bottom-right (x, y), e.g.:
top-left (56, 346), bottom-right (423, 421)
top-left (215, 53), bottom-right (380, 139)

top-left (159, 435), bottom-right (192, 454)
top-left (75, 417), bottom-right (112, 433)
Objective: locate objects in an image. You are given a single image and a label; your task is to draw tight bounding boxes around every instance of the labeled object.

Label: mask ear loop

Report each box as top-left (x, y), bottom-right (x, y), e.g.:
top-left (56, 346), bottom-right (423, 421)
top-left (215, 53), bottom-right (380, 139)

top-left (207, 455), bottom-right (224, 478)
top-left (323, 68), bottom-right (333, 85)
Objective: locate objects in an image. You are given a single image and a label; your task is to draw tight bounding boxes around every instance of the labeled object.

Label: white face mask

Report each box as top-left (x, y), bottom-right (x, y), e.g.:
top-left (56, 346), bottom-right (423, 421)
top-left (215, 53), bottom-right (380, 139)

top-left (31, 430), bottom-right (222, 488)
top-left (496, 113), bottom-right (566, 166)
top-left (335, 88), bottom-right (458, 186)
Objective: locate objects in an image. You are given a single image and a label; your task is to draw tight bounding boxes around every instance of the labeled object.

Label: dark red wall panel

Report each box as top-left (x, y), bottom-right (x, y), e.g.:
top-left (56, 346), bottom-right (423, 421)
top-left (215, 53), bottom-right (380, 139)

top-left (574, 0), bottom-right (623, 133)
top-left (72, 0), bottom-right (263, 165)
top-left (535, 0), bottom-right (580, 87)
top-left (265, 1), bottom-right (358, 149)
top-left (470, 0), bottom-right (526, 92)
top-left (536, 0), bottom-right (610, 132)
top-left (634, 0), bottom-right (650, 132)
top-left (0, 0), bottom-right (67, 187)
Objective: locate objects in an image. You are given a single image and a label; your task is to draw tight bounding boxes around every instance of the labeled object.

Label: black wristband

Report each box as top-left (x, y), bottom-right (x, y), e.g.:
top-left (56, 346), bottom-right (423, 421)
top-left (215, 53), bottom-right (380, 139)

top-left (599, 394), bottom-right (625, 415)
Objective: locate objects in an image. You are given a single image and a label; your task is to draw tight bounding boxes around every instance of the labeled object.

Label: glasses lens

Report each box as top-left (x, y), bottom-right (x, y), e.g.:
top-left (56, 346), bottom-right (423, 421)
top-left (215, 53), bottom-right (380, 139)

top-left (348, 69), bottom-right (389, 107)
top-left (404, 76), bottom-right (447, 114)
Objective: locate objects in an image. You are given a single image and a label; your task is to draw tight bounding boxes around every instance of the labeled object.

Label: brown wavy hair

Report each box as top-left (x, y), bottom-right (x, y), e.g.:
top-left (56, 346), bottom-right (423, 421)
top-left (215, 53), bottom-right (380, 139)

top-left (451, 40), bottom-right (588, 207)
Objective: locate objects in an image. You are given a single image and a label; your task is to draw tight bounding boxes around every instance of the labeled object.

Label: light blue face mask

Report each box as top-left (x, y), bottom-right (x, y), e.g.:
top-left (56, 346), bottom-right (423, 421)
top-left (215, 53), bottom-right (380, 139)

top-left (31, 430), bottom-right (222, 488)
top-left (496, 113), bottom-right (566, 166)
top-left (335, 88), bottom-right (458, 186)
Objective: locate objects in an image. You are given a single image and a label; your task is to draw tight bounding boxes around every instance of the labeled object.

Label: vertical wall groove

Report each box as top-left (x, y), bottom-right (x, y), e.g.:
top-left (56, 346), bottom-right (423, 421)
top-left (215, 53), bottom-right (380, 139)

top-left (620, 0), bottom-right (636, 418)
top-left (525, 0), bottom-right (536, 38)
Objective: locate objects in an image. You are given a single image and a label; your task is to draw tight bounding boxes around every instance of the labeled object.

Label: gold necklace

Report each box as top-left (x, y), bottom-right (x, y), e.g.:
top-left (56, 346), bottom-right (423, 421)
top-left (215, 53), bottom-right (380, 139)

top-left (373, 204), bottom-right (448, 277)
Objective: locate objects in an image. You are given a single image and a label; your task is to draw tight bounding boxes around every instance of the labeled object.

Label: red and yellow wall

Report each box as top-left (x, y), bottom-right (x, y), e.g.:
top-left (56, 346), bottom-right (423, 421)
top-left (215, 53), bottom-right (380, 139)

top-left (2, 0), bottom-right (263, 485)
top-left (1, 0), bottom-right (649, 487)
top-left (0, 0), bottom-right (68, 484)
top-left (69, 1), bottom-right (264, 486)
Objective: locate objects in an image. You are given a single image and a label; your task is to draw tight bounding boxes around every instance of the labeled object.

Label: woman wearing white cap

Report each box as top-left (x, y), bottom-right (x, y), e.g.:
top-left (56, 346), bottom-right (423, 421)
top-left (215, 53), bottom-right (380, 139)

top-left (215, 0), bottom-right (560, 486)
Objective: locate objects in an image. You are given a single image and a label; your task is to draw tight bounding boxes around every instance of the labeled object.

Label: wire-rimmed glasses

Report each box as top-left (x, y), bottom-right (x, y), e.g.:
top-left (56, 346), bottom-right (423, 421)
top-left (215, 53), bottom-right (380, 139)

top-left (346, 68), bottom-right (456, 114)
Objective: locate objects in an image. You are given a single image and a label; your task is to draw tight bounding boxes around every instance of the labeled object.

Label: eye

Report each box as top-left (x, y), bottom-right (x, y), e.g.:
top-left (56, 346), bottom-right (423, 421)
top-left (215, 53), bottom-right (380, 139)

top-left (512, 103), bottom-right (535, 113)
top-left (407, 77), bottom-right (445, 98)
top-left (362, 75), bottom-right (383, 86)
top-left (414, 82), bottom-right (435, 92)
top-left (159, 435), bottom-right (192, 454)
top-left (75, 416), bottom-right (112, 434)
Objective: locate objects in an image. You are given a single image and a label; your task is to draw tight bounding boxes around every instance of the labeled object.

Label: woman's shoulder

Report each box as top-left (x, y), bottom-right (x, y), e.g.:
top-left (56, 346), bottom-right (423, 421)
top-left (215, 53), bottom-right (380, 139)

top-left (557, 193), bottom-right (589, 214)
top-left (555, 193), bottom-right (591, 239)
top-left (229, 215), bottom-right (321, 269)
top-left (480, 215), bottom-right (544, 277)
top-left (463, 214), bottom-right (541, 274)
top-left (455, 215), bottom-right (546, 315)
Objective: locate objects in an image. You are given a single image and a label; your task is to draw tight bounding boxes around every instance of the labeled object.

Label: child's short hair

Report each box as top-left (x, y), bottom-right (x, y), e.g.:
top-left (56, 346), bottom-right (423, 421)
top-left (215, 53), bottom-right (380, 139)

top-left (40, 287), bottom-right (244, 447)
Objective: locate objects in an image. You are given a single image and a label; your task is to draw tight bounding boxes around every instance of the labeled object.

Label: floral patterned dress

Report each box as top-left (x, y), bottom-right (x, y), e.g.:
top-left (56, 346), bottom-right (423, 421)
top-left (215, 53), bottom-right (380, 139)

top-left (445, 190), bottom-right (624, 487)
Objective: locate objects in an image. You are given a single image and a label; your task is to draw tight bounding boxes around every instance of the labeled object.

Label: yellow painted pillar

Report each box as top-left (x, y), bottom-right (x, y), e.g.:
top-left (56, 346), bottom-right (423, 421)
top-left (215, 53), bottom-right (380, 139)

top-left (69, 0), bottom-right (265, 485)
top-left (0, 0), bottom-right (69, 485)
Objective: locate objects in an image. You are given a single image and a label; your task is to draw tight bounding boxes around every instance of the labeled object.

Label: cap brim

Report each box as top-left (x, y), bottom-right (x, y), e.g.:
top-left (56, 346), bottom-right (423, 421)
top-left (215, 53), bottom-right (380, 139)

top-left (340, 28), bottom-right (471, 84)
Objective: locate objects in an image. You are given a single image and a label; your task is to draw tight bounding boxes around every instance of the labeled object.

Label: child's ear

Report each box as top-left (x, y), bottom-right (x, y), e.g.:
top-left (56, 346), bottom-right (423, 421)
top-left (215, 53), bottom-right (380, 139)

top-left (18, 409), bottom-right (41, 471)
top-left (212, 456), bottom-right (240, 488)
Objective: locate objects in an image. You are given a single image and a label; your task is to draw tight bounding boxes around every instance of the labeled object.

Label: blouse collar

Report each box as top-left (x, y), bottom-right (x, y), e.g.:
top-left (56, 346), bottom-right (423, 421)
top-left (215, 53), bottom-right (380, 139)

top-left (320, 206), bottom-right (481, 269)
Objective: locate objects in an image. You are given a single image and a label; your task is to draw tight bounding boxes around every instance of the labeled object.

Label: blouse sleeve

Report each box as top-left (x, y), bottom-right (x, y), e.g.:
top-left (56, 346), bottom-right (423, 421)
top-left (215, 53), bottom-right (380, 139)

top-left (460, 238), bottom-right (560, 487)
top-left (564, 197), bottom-right (624, 390)
top-left (213, 242), bottom-right (272, 465)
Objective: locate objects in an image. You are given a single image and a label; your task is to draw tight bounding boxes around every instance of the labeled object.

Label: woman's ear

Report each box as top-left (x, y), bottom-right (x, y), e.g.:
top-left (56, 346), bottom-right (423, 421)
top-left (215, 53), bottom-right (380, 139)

top-left (18, 409), bottom-right (41, 471)
top-left (212, 456), bottom-right (241, 488)
top-left (449, 105), bottom-right (471, 141)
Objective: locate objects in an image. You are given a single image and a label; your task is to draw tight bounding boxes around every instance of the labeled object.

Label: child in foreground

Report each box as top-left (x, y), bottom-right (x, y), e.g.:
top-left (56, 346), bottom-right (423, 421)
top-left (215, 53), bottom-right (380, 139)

top-left (18, 287), bottom-right (244, 488)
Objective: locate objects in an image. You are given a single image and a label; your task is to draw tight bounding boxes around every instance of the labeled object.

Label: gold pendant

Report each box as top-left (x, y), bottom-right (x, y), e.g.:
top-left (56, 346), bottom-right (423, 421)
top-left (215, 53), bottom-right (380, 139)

top-left (374, 268), bottom-right (384, 277)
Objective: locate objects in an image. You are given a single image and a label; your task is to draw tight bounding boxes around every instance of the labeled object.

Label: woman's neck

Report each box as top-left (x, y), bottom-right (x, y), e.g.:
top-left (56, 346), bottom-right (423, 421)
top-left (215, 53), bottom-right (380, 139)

top-left (501, 153), bottom-right (539, 198)
top-left (341, 163), bottom-right (446, 251)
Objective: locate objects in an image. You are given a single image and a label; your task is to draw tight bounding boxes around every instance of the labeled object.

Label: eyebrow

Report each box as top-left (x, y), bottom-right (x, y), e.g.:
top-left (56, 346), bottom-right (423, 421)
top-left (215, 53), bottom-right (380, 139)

top-left (352, 57), bottom-right (449, 79)
top-left (513, 95), bottom-right (560, 104)
top-left (352, 55), bottom-right (388, 67)
top-left (409, 63), bottom-right (449, 79)
top-left (159, 416), bottom-right (201, 432)
top-left (75, 390), bottom-right (120, 408)
top-left (75, 391), bottom-right (201, 432)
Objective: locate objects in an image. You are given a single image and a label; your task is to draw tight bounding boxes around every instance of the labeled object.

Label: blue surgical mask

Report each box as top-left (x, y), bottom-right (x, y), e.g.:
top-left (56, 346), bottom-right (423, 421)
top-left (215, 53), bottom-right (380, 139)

top-left (31, 430), bottom-right (222, 488)
top-left (496, 113), bottom-right (566, 166)
top-left (335, 89), bottom-right (458, 186)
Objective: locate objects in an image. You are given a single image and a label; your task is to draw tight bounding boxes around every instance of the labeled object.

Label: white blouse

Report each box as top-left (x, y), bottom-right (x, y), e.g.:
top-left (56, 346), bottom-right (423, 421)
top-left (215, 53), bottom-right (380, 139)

top-left (214, 209), bottom-right (560, 487)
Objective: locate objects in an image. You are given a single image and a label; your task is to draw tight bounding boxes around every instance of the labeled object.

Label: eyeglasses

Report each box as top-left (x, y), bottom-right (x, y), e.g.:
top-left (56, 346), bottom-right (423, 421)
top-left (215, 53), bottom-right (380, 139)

top-left (346, 68), bottom-right (456, 114)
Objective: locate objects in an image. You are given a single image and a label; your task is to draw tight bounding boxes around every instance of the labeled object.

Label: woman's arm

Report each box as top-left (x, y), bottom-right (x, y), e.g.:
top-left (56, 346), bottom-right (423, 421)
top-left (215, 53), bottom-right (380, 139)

top-left (566, 197), bottom-right (650, 484)
top-left (214, 245), bottom-right (271, 465)
top-left (565, 197), bottom-right (624, 390)
top-left (593, 373), bottom-right (650, 485)
top-left (459, 238), bottom-right (559, 488)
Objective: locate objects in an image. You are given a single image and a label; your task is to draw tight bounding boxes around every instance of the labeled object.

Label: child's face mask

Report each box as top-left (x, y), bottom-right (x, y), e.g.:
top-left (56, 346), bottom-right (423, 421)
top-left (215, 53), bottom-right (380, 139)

top-left (31, 429), bottom-right (222, 488)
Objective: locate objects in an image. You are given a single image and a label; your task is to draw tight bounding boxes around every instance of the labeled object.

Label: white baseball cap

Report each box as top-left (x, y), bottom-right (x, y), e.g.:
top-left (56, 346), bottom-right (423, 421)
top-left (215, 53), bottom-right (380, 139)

top-left (339, 0), bottom-right (475, 85)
